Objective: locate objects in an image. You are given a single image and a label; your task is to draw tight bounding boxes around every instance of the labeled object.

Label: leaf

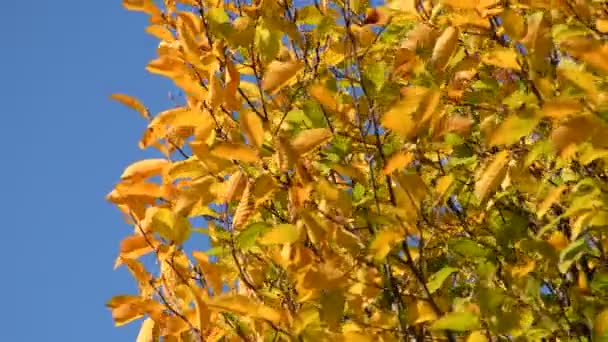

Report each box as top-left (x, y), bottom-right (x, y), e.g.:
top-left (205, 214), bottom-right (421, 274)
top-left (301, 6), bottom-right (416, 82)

top-left (541, 99), bottom-right (583, 118)
top-left (262, 60), bottom-right (304, 94)
top-left (135, 318), bottom-right (156, 342)
top-left (240, 110), bottom-right (265, 148)
top-left (467, 331), bottom-right (489, 342)
top-left (501, 9), bottom-right (526, 40)
top-left (448, 238), bottom-right (488, 259)
top-left (594, 308), bottom-right (608, 341)
top-left (237, 222), bottom-right (271, 249)
top-left (192, 251), bottom-right (224, 294)
top-left (489, 112), bottom-right (540, 146)
top-left (291, 128), bottom-right (332, 155)
top-left (383, 152), bottom-right (414, 175)
top-left (431, 312), bottom-right (480, 331)
top-left (320, 289), bottom-right (345, 328)
top-left (481, 48), bottom-right (521, 70)
top-left (122, 0), bottom-right (161, 16)
top-left (427, 267), bottom-right (458, 294)
top-left (369, 228), bottom-right (403, 261)
top-left (117, 235), bottom-right (155, 264)
top-left (151, 208), bottom-right (192, 244)
top-left (409, 300), bottom-right (438, 324)
top-left (475, 150), bottom-right (510, 202)
top-left (537, 185), bottom-right (566, 218)
top-left (259, 224), bottom-right (300, 245)
top-left (382, 87), bottom-right (428, 138)
top-left (120, 159), bottom-right (169, 181)
top-left (558, 59), bottom-right (598, 101)
top-left (207, 294), bottom-right (282, 323)
top-left (110, 94), bottom-right (150, 119)
top-left (431, 26), bottom-right (459, 71)
top-left (211, 143), bottom-right (259, 163)
top-left (558, 237), bottom-right (587, 273)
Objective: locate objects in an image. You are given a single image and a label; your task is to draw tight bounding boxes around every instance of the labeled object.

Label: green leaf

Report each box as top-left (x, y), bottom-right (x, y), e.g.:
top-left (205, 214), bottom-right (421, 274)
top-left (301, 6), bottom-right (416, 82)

top-left (448, 238), bottom-right (488, 259)
top-left (558, 237), bottom-right (587, 273)
top-left (151, 208), bottom-right (191, 244)
top-left (431, 312), bottom-right (480, 331)
top-left (427, 266), bottom-right (458, 294)
top-left (237, 222), bottom-right (271, 250)
top-left (255, 20), bottom-right (280, 62)
top-left (591, 272), bottom-right (608, 293)
top-left (320, 289), bottom-right (345, 329)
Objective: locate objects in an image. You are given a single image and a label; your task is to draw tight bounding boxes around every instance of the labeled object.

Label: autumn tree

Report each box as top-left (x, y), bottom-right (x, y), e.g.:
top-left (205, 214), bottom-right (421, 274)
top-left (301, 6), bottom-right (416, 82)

top-left (107, 0), bottom-right (608, 340)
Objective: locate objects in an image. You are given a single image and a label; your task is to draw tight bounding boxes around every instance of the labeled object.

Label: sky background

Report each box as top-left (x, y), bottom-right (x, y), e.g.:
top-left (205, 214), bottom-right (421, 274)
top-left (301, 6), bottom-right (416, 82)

top-left (1, 2), bottom-right (176, 340)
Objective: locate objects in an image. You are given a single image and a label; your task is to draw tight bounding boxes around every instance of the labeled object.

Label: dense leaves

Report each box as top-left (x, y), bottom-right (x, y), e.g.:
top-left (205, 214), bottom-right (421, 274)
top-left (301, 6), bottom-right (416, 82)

top-left (108, 0), bottom-right (608, 340)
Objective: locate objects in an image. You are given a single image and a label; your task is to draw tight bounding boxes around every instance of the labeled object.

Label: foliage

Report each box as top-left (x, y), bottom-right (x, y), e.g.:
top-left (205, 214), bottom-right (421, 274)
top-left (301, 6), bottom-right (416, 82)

top-left (107, 0), bottom-right (608, 340)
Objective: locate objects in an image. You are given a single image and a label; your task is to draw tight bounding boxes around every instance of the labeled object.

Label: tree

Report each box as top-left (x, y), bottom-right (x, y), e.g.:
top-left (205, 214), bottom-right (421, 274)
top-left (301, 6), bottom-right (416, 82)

top-left (107, 0), bottom-right (608, 340)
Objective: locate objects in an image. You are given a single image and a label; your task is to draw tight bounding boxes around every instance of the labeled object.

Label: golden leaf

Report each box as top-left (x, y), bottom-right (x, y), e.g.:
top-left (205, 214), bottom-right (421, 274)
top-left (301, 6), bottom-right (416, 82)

top-left (224, 59), bottom-right (240, 110)
top-left (232, 181), bottom-right (255, 230)
top-left (309, 84), bottom-right (340, 113)
top-left (121, 159), bottom-right (169, 181)
top-left (382, 87), bottom-right (428, 138)
top-left (291, 128), bottom-right (333, 155)
top-left (221, 171), bottom-right (246, 202)
top-left (118, 235), bottom-right (155, 262)
top-left (547, 231), bottom-right (569, 251)
top-left (541, 99), bottom-right (583, 118)
top-left (597, 19), bottom-right (608, 33)
top-left (211, 143), bottom-right (259, 163)
top-left (145, 25), bottom-right (174, 41)
top-left (467, 331), bottom-right (489, 342)
top-left (431, 27), bottom-right (459, 71)
top-left (262, 59), bottom-right (304, 94)
top-left (123, 0), bottom-right (161, 16)
top-left (501, 9), bottom-right (526, 40)
top-left (192, 251), bottom-right (224, 294)
top-left (383, 152), bottom-right (414, 175)
top-left (240, 110), bottom-right (265, 148)
top-left (135, 318), bottom-right (156, 342)
top-left (110, 94), bottom-right (149, 120)
top-left (474, 150), bottom-right (510, 202)
top-left (408, 300), bottom-right (438, 324)
top-left (207, 294), bottom-right (283, 323)
top-left (207, 72), bottom-right (224, 108)
top-left (482, 48), bottom-right (521, 70)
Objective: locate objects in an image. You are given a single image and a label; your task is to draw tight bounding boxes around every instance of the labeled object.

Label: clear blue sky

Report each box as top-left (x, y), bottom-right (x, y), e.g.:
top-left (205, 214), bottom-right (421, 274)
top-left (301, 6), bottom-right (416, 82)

top-left (1, 2), bottom-right (174, 340)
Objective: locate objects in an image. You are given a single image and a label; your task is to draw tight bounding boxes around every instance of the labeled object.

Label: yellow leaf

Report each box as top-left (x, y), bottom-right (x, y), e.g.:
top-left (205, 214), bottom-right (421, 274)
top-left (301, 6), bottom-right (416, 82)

top-left (383, 152), bottom-right (414, 175)
top-left (135, 318), bottom-right (156, 342)
top-left (146, 56), bottom-right (184, 79)
top-left (501, 9), bottom-right (526, 40)
top-left (442, 0), bottom-right (478, 9)
top-left (207, 294), bottom-right (282, 323)
top-left (232, 181), bottom-right (255, 230)
top-left (558, 60), bottom-right (598, 101)
top-left (145, 25), bottom-right (174, 41)
top-left (240, 110), bottom-right (265, 148)
top-left (211, 143), bottom-right (259, 162)
top-left (382, 87), bottom-right (428, 138)
top-left (123, 0), bottom-right (161, 16)
top-left (221, 171), bottom-right (246, 202)
top-left (409, 300), bottom-right (438, 324)
top-left (309, 84), bottom-right (340, 113)
top-left (110, 94), bottom-right (150, 120)
top-left (369, 228), bottom-right (403, 261)
top-left (192, 251), bottom-right (224, 294)
top-left (262, 59), bottom-right (304, 94)
top-left (121, 159), bottom-right (169, 181)
top-left (547, 231), bottom-right (569, 251)
top-left (597, 19), bottom-right (608, 33)
top-left (119, 235), bottom-right (155, 262)
top-left (224, 59), bottom-right (240, 110)
top-left (489, 111), bottom-right (540, 146)
top-left (259, 224), bottom-right (300, 245)
top-left (291, 128), bottom-right (332, 155)
top-left (475, 150), bottom-right (510, 202)
top-left (431, 26), bottom-right (459, 71)
top-left (482, 48), bottom-right (521, 70)
top-left (207, 72), bottom-right (224, 108)
top-left (537, 185), bottom-right (566, 218)
top-left (541, 99), bottom-right (583, 118)
top-left (467, 331), bottom-right (489, 342)
top-left (594, 308), bottom-right (608, 340)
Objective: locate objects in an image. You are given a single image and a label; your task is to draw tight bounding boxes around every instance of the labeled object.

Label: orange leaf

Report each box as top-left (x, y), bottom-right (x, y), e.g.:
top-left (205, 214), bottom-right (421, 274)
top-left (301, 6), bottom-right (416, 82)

top-left (110, 94), bottom-right (150, 120)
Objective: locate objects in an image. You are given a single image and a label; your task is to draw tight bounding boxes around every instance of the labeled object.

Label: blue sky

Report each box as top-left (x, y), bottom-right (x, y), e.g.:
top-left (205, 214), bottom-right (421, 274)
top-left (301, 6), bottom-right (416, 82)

top-left (1, 2), bottom-right (174, 340)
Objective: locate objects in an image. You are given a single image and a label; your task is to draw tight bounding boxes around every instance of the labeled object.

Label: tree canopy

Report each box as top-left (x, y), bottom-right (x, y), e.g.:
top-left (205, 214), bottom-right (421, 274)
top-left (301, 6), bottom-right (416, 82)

top-left (107, 0), bottom-right (608, 340)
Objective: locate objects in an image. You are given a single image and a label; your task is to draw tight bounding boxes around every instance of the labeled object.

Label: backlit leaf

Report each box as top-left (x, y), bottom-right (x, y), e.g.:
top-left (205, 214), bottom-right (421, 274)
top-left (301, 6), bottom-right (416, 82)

top-left (110, 94), bottom-right (150, 119)
top-left (259, 224), bottom-right (300, 245)
top-left (427, 266), bottom-right (458, 294)
top-left (262, 60), bottom-right (304, 94)
top-left (431, 312), bottom-right (480, 331)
